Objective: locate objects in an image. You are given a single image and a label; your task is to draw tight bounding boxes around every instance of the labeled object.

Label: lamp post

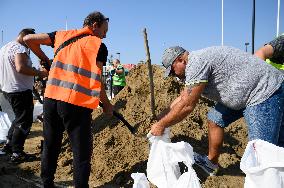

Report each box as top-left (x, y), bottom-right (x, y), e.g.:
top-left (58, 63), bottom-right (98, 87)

top-left (1, 30), bottom-right (3, 45)
top-left (245, 42), bottom-right (250, 52)
top-left (116, 52), bottom-right (120, 61)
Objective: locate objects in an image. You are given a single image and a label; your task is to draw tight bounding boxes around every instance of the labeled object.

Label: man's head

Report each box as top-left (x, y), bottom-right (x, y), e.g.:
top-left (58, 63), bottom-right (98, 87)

top-left (162, 46), bottom-right (189, 79)
top-left (83, 11), bottom-right (109, 39)
top-left (17, 28), bottom-right (35, 46)
top-left (113, 59), bottom-right (120, 68)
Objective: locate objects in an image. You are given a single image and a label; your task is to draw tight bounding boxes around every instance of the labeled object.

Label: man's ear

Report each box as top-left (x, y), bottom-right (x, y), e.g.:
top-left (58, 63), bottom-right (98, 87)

top-left (92, 22), bottom-right (99, 29)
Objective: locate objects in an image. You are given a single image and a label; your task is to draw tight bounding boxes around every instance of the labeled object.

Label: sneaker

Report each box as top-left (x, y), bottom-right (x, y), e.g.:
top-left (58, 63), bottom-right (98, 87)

top-left (194, 152), bottom-right (219, 176)
top-left (9, 152), bottom-right (36, 164)
top-left (0, 144), bottom-right (12, 155)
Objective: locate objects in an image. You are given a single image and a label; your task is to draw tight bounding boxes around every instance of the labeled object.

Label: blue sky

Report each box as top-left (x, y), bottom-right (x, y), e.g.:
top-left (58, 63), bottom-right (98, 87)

top-left (0, 0), bottom-right (283, 67)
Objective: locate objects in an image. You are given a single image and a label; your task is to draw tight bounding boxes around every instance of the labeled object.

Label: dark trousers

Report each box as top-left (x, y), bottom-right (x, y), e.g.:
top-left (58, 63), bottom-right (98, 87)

top-left (113, 85), bottom-right (124, 96)
top-left (41, 98), bottom-right (93, 188)
top-left (3, 90), bottom-right (34, 153)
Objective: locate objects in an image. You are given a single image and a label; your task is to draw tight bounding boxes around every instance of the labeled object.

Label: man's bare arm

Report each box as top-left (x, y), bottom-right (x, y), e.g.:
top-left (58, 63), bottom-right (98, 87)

top-left (150, 83), bottom-right (206, 135)
top-left (15, 53), bottom-right (48, 78)
top-left (23, 33), bottom-right (52, 63)
top-left (255, 44), bottom-right (274, 60)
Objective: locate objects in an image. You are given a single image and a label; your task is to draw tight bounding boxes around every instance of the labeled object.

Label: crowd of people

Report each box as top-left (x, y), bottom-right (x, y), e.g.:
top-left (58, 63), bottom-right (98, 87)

top-left (0, 9), bottom-right (283, 188)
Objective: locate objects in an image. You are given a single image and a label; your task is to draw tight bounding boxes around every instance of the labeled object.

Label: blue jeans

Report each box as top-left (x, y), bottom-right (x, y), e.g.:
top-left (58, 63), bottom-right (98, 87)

top-left (207, 82), bottom-right (284, 147)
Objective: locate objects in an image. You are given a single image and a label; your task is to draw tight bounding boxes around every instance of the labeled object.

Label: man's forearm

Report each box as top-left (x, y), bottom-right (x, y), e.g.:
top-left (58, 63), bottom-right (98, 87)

top-left (17, 64), bottom-right (42, 77)
top-left (156, 96), bottom-right (182, 120)
top-left (156, 84), bottom-right (205, 129)
top-left (31, 46), bottom-right (50, 63)
top-left (158, 100), bottom-right (195, 128)
top-left (23, 33), bottom-right (51, 63)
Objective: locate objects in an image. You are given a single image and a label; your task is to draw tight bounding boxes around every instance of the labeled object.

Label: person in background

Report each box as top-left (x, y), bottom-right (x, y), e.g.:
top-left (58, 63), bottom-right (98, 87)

top-left (110, 59), bottom-right (126, 96)
top-left (255, 33), bottom-right (284, 72)
top-left (24, 11), bottom-right (113, 188)
top-left (0, 28), bottom-right (48, 163)
top-left (150, 46), bottom-right (284, 176)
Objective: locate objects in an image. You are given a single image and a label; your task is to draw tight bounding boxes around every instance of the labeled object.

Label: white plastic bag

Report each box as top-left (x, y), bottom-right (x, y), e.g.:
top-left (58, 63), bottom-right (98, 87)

top-left (147, 128), bottom-right (201, 188)
top-left (240, 139), bottom-right (284, 188)
top-left (33, 101), bottom-right (43, 122)
top-left (131, 173), bottom-right (150, 188)
top-left (0, 112), bottom-right (11, 143)
top-left (0, 92), bottom-right (15, 122)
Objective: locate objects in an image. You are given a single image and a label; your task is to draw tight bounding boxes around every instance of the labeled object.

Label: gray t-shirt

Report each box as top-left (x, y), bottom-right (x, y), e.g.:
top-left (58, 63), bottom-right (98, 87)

top-left (185, 46), bottom-right (284, 110)
top-left (0, 41), bottom-right (34, 93)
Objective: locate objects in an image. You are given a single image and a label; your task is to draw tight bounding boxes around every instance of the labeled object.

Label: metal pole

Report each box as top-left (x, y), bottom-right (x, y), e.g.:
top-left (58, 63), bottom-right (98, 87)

top-left (245, 42), bottom-right (249, 52)
top-left (1, 30), bottom-right (3, 45)
top-left (116, 52), bottom-right (120, 61)
top-left (65, 16), bottom-right (68, 31)
top-left (252, 0), bottom-right (255, 54)
top-left (221, 0), bottom-right (224, 46)
top-left (277, 0), bottom-right (281, 37)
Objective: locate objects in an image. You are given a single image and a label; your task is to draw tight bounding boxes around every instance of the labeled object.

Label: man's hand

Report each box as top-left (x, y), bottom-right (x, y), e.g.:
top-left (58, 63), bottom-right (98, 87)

top-left (37, 68), bottom-right (49, 79)
top-left (40, 59), bottom-right (52, 71)
top-left (150, 122), bottom-right (165, 136)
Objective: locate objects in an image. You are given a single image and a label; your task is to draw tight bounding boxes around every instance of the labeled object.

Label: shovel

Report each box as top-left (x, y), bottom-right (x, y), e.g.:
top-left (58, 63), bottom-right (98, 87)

top-left (99, 102), bottom-right (135, 134)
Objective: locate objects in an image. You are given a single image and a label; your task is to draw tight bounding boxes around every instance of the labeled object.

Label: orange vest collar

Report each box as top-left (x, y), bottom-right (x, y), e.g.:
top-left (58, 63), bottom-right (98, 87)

top-left (81, 27), bottom-right (94, 35)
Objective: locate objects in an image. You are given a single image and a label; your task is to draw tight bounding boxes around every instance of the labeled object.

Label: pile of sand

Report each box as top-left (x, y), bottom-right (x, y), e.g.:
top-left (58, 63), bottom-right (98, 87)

top-left (56, 64), bottom-right (248, 187)
top-left (0, 64), bottom-right (248, 187)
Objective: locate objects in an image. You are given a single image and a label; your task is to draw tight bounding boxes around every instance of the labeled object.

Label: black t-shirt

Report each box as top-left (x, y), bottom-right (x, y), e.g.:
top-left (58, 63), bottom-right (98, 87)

top-left (48, 31), bottom-right (108, 65)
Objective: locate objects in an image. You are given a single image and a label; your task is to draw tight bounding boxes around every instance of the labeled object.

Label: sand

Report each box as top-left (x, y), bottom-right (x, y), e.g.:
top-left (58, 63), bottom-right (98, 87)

top-left (0, 64), bottom-right (248, 188)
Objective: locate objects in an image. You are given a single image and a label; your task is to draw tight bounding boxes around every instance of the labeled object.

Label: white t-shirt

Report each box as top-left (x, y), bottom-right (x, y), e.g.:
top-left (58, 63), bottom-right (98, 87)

top-left (0, 41), bottom-right (34, 93)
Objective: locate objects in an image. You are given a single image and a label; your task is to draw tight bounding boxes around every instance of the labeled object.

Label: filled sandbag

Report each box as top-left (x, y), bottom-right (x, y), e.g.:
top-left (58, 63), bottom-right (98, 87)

top-left (240, 139), bottom-right (284, 188)
top-left (147, 128), bottom-right (201, 188)
top-left (0, 112), bottom-right (11, 143)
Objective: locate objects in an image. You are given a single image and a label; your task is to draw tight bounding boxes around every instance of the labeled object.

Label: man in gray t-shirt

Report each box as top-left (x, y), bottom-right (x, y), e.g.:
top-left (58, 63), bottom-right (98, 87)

top-left (186, 46), bottom-right (284, 110)
top-left (150, 46), bottom-right (284, 176)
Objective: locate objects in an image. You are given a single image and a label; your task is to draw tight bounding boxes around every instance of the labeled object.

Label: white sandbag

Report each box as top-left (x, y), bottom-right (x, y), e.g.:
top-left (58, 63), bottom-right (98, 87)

top-left (33, 101), bottom-right (43, 122)
top-left (240, 139), bottom-right (284, 188)
top-left (175, 171), bottom-right (202, 188)
top-left (147, 128), bottom-right (201, 188)
top-left (0, 112), bottom-right (11, 142)
top-left (0, 92), bottom-right (15, 122)
top-left (131, 173), bottom-right (150, 188)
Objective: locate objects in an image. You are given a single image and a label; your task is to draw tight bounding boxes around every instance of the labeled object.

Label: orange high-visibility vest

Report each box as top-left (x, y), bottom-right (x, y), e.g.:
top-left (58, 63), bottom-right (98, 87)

top-left (44, 27), bottom-right (102, 109)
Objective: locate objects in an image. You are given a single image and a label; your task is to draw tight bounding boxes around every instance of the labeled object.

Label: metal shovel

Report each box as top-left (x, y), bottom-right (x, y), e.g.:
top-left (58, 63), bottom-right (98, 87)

top-left (99, 102), bottom-right (135, 134)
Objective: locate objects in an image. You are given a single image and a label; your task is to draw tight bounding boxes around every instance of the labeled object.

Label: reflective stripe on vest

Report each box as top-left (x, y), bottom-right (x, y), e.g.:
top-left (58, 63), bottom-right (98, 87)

top-left (47, 78), bottom-right (100, 97)
top-left (44, 27), bottom-right (102, 109)
top-left (51, 61), bottom-right (101, 82)
top-left (266, 59), bottom-right (284, 70)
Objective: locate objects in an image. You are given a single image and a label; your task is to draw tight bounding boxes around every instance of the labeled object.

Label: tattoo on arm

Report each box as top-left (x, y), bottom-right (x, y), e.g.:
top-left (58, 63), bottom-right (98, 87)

top-left (187, 87), bottom-right (192, 94)
top-left (187, 83), bottom-right (203, 95)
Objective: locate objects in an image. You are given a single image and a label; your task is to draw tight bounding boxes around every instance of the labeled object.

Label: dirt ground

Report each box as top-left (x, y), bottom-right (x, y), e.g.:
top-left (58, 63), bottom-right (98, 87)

top-left (0, 64), bottom-right (248, 187)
